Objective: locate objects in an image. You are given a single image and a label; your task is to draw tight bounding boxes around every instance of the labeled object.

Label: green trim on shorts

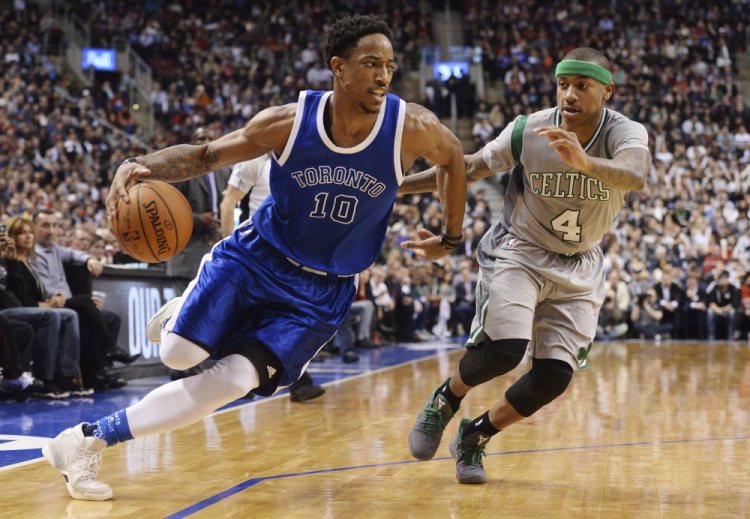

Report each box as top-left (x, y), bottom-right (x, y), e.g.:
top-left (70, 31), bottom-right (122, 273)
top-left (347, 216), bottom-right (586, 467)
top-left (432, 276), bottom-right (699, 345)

top-left (511, 115), bottom-right (528, 163)
top-left (465, 299), bottom-right (490, 348)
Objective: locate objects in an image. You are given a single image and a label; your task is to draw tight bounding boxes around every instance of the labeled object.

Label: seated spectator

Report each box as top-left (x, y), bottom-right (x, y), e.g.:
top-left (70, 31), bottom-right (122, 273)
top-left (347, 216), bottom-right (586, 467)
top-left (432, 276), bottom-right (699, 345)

top-left (739, 273), bottom-right (750, 340)
top-left (432, 268), bottom-right (456, 340)
top-left (2, 216), bottom-right (88, 396)
top-left (630, 289), bottom-right (673, 340)
top-left (87, 234), bottom-right (109, 263)
top-left (707, 270), bottom-right (740, 340)
top-left (653, 268), bottom-right (684, 338)
top-left (0, 312), bottom-right (35, 399)
top-left (350, 270), bottom-right (376, 349)
top-left (452, 263), bottom-right (477, 336)
top-left (393, 269), bottom-right (420, 342)
top-left (67, 226), bottom-right (139, 366)
top-left (596, 288), bottom-right (629, 341)
top-left (680, 275), bottom-right (708, 340)
top-left (28, 210), bottom-right (127, 390)
top-left (605, 268), bottom-right (631, 320)
top-left (320, 311), bottom-right (359, 364)
top-left (369, 266), bottom-right (395, 341)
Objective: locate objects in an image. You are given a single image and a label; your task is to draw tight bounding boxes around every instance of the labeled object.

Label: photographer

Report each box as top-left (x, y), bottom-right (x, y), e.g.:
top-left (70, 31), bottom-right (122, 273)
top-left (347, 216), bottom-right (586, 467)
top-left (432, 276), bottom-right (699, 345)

top-left (630, 288), bottom-right (673, 340)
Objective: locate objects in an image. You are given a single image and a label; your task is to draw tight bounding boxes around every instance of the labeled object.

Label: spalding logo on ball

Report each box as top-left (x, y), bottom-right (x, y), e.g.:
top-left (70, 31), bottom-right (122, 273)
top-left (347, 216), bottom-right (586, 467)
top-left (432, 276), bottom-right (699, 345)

top-left (112, 181), bottom-right (193, 263)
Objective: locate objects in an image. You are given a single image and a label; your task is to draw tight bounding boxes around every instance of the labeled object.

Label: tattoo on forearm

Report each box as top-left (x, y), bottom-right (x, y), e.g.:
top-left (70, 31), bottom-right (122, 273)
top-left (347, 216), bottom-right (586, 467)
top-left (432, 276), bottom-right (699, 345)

top-left (411, 172), bottom-right (438, 192)
top-left (467, 163), bottom-right (491, 183)
top-left (587, 161), bottom-right (642, 190)
top-left (586, 152), bottom-right (648, 190)
top-left (140, 145), bottom-right (219, 181)
top-left (465, 153), bottom-right (494, 184)
top-left (400, 168), bottom-right (438, 194)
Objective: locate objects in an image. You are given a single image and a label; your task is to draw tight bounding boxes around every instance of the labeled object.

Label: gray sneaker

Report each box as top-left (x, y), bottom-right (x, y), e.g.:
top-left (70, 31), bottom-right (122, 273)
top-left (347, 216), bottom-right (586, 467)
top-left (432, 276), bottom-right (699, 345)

top-left (448, 418), bottom-right (488, 484)
top-left (408, 381), bottom-right (456, 460)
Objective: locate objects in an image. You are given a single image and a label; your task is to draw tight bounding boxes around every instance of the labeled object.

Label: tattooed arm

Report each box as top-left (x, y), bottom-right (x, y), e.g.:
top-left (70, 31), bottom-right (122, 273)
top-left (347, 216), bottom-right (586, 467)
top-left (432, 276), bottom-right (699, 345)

top-left (578, 148), bottom-right (649, 191)
top-left (106, 104), bottom-right (295, 217)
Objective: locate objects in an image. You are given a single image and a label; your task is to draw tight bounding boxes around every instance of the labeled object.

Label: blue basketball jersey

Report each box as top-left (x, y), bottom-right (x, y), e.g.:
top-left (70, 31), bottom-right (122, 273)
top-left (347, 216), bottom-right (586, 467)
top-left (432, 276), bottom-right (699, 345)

top-left (252, 90), bottom-right (405, 275)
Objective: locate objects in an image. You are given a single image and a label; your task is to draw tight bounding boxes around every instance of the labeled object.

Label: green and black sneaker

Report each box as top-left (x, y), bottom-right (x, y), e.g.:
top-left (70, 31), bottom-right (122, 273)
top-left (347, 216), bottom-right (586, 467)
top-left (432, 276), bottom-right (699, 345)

top-left (408, 380), bottom-right (456, 460)
top-left (448, 418), bottom-right (488, 484)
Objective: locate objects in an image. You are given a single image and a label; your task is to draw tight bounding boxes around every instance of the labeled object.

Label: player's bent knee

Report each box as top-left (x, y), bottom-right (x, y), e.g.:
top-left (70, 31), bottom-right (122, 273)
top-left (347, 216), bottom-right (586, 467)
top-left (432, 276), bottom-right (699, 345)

top-left (505, 358), bottom-right (573, 417)
top-left (160, 333), bottom-right (208, 371)
top-left (208, 355), bottom-right (259, 398)
top-left (459, 337), bottom-right (528, 387)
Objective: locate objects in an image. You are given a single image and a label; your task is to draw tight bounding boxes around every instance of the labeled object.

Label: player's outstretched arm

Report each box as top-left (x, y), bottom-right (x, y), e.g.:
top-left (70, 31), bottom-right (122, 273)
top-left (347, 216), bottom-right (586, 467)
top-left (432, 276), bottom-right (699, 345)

top-left (398, 148), bottom-right (494, 195)
top-left (106, 104), bottom-right (295, 218)
top-left (399, 103), bottom-right (467, 259)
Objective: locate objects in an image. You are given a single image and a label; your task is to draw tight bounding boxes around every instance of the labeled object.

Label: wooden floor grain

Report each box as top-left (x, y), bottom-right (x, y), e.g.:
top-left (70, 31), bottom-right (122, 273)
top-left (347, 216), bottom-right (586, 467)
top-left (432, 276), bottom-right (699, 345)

top-left (5, 341), bottom-right (750, 518)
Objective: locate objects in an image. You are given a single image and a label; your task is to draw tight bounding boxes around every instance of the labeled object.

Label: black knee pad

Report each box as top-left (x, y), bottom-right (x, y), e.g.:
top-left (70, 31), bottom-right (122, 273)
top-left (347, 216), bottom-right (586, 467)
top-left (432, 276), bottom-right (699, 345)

top-left (458, 337), bottom-right (528, 387)
top-left (505, 358), bottom-right (573, 417)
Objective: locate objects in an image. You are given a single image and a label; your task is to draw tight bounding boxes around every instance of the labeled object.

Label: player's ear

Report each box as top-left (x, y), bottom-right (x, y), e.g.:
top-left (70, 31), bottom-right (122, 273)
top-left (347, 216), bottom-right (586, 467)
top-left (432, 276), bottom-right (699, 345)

top-left (603, 83), bottom-right (614, 102)
top-left (330, 56), bottom-right (344, 78)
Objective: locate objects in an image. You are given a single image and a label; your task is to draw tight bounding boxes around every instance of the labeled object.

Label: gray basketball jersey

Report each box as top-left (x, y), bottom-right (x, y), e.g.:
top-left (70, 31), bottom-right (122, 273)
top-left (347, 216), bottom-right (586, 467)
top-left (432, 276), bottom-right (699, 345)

top-left (482, 107), bottom-right (649, 255)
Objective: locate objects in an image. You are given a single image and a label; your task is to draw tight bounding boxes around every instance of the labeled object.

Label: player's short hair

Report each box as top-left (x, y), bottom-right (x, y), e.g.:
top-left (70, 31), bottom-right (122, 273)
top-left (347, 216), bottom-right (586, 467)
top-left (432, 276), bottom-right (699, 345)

top-left (561, 47), bottom-right (610, 71)
top-left (324, 14), bottom-right (393, 67)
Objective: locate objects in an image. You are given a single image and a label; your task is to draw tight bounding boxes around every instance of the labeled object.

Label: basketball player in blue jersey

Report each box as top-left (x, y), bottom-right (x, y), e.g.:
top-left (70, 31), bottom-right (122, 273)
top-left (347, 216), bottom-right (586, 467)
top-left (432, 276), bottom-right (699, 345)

top-left (42, 14), bottom-right (467, 501)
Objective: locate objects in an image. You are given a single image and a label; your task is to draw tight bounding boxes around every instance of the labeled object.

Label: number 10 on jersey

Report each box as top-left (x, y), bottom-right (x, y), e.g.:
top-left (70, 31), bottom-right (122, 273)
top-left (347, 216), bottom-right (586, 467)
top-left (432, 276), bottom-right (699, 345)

top-left (310, 192), bottom-right (359, 225)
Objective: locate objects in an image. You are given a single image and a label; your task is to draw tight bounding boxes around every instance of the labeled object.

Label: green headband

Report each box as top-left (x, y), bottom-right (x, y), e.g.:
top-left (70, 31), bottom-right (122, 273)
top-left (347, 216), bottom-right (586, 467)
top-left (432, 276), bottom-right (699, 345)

top-left (555, 60), bottom-right (612, 84)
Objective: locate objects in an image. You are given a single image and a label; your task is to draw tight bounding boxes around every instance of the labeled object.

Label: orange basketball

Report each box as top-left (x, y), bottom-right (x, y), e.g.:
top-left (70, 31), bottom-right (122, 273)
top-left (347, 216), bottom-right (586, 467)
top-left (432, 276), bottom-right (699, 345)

top-left (112, 181), bottom-right (193, 263)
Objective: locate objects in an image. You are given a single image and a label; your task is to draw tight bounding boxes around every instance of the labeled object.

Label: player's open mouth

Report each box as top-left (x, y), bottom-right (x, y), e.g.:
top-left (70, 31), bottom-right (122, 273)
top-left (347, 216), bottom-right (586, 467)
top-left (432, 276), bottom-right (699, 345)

top-left (562, 106), bottom-right (580, 115)
top-left (369, 90), bottom-right (386, 102)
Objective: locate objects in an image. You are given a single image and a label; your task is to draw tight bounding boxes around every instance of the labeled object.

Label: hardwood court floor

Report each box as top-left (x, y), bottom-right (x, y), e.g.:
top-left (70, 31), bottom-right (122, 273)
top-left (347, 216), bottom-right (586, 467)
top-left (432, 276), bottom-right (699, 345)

top-left (5, 340), bottom-right (750, 518)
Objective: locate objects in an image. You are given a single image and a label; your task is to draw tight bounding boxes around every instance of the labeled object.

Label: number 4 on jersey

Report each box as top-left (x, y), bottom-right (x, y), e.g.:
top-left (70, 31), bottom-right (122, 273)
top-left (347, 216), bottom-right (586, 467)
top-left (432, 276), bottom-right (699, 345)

top-left (551, 209), bottom-right (582, 242)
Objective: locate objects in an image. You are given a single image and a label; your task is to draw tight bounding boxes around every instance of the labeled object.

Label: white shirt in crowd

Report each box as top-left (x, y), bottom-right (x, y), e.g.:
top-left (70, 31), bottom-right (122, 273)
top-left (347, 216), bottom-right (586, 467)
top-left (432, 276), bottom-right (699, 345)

top-left (228, 153), bottom-right (272, 226)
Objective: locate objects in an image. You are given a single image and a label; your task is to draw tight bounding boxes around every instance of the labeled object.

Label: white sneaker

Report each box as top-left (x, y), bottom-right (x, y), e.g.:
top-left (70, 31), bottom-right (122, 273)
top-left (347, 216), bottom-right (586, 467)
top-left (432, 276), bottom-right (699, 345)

top-left (42, 423), bottom-right (113, 501)
top-left (146, 297), bottom-right (181, 343)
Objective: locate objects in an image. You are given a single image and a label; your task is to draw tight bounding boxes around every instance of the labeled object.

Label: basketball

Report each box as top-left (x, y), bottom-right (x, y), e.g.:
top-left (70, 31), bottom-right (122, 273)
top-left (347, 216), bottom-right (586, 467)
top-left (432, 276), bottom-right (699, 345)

top-left (112, 181), bottom-right (193, 263)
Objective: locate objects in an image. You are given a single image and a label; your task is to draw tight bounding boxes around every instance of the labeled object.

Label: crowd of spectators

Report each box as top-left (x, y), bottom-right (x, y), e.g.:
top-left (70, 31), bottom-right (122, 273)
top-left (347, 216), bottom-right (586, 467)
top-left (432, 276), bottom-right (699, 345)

top-left (67, 0), bottom-right (432, 145)
top-left (456, 0), bottom-right (750, 342)
top-left (3, 0), bottom-right (750, 398)
top-left (462, 0), bottom-right (750, 141)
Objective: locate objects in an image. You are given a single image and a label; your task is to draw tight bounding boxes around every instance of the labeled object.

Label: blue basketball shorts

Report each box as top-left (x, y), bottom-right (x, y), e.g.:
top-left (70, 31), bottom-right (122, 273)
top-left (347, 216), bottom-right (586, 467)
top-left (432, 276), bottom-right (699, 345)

top-left (170, 226), bottom-right (356, 393)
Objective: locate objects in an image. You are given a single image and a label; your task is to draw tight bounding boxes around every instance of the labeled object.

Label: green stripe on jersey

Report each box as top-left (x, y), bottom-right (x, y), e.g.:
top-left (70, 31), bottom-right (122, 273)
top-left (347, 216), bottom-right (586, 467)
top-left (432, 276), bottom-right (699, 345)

top-left (511, 115), bottom-right (528, 163)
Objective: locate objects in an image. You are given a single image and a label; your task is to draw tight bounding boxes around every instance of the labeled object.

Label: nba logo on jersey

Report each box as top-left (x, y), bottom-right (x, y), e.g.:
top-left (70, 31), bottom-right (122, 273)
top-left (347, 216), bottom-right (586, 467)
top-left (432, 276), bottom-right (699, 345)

top-left (503, 238), bottom-right (517, 250)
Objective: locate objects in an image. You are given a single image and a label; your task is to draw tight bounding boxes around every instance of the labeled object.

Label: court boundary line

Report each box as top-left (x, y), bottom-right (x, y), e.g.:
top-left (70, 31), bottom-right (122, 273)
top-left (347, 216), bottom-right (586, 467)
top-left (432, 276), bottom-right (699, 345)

top-left (165, 433), bottom-right (750, 518)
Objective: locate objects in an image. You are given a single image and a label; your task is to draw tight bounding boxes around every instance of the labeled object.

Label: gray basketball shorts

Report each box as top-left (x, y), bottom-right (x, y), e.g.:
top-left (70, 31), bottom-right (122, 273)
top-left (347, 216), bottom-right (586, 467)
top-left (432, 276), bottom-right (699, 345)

top-left (466, 230), bottom-right (605, 370)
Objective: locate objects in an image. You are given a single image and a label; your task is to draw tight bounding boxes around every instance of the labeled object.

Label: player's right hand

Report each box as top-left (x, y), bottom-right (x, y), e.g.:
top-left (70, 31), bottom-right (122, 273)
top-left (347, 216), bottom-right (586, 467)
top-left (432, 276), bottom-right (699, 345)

top-left (106, 161), bottom-right (151, 222)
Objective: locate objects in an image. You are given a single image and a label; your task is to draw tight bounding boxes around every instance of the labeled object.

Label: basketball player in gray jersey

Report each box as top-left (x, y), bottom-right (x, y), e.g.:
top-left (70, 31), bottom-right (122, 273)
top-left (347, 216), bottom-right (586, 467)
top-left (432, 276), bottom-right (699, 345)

top-left (399, 47), bottom-right (649, 484)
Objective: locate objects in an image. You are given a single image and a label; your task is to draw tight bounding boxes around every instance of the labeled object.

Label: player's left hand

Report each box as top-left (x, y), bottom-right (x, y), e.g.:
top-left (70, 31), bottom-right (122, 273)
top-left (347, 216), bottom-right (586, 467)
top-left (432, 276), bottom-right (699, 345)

top-left (536, 126), bottom-right (592, 172)
top-left (400, 229), bottom-right (453, 260)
